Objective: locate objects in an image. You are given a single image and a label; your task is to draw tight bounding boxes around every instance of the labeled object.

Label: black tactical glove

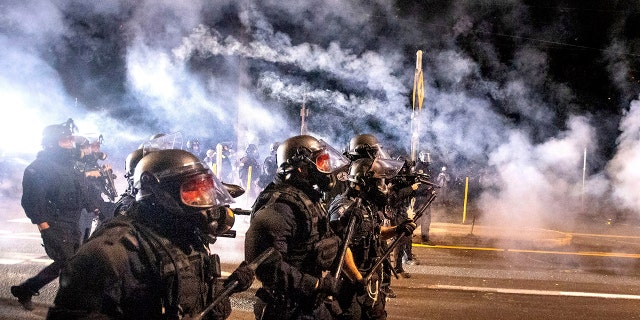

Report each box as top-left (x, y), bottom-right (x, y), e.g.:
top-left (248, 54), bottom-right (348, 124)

top-left (317, 274), bottom-right (339, 297)
top-left (354, 274), bottom-right (379, 295)
top-left (224, 261), bottom-right (255, 293)
top-left (395, 219), bottom-right (417, 237)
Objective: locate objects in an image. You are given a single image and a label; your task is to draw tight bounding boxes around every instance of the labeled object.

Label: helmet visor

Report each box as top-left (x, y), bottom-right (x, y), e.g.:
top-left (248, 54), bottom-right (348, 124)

top-left (315, 140), bottom-right (350, 174)
top-left (58, 135), bottom-right (76, 149)
top-left (142, 131), bottom-right (184, 155)
top-left (180, 174), bottom-right (234, 207)
top-left (370, 158), bottom-right (404, 179)
top-left (375, 147), bottom-right (391, 159)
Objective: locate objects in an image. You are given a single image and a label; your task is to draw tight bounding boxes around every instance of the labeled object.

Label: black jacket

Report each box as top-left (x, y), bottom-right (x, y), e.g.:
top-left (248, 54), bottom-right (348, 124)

top-left (21, 149), bottom-right (87, 225)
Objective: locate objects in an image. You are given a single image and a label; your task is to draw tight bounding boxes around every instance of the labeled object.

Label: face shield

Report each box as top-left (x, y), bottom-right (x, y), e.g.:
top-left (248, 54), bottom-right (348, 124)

top-left (141, 131), bottom-right (184, 155)
top-left (375, 147), bottom-right (391, 159)
top-left (180, 173), bottom-right (234, 208)
top-left (58, 135), bottom-right (76, 149)
top-left (370, 158), bottom-right (404, 179)
top-left (314, 139), bottom-right (350, 174)
top-left (362, 158), bottom-right (403, 200)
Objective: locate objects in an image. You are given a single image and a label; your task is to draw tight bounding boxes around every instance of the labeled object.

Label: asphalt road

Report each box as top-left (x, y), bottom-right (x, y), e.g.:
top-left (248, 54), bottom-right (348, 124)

top-left (1, 203), bottom-right (639, 319)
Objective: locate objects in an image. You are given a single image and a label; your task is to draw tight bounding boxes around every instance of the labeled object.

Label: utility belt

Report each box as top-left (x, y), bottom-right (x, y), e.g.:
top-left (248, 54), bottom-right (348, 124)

top-left (260, 287), bottom-right (320, 313)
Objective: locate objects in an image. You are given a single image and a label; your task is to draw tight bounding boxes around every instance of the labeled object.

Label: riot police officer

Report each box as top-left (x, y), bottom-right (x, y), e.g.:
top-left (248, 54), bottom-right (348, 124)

top-left (186, 138), bottom-right (205, 160)
top-left (346, 134), bottom-right (392, 161)
top-left (414, 150), bottom-right (433, 244)
top-left (237, 144), bottom-right (261, 202)
top-left (328, 158), bottom-right (416, 320)
top-left (11, 123), bottom-right (93, 311)
top-left (112, 132), bottom-right (186, 219)
top-left (47, 149), bottom-right (255, 319)
top-left (324, 134), bottom-right (390, 206)
top-left (245, 135), bottom-right (349, 320)
top-left (341, 133), bottom-right (401, 299)
top-left (73, 134), bottom-right (118, 242)
top-left (257, 142), bottom-right (279, 188)
top-left (111, 147), bottom-right (143, 217)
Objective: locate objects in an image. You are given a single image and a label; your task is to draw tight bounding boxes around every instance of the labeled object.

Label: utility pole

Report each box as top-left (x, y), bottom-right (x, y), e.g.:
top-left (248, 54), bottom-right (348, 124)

top-left (300, 96), bottom-right (309, 135)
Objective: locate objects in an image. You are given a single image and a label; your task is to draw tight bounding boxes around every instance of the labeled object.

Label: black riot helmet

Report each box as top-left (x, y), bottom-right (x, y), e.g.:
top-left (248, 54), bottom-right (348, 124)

top-left (124, 148), bottom-right (144, 194)
top-left (133, 149), bottom-right (235, 237)
top-left (186, 139), bottom-right (200, 151)
top-left (277, 135), bottom-right (349, 191)
top-left (246, 143), bottom-right (258, 158)
top-left (269, 142), bottom-right (280, 154)
top-left (140, 132), bottom-right (183, 151)
top-left (418, 150), bottom-right (431, 163)
top-left (348, 157), bottom-right (404, 206)
top-left (125, 148), bottom-right (144, 179)
top-left (42, 124), bottom-right (74, 150)
top-left (347, 134), bottom-right (390, 160)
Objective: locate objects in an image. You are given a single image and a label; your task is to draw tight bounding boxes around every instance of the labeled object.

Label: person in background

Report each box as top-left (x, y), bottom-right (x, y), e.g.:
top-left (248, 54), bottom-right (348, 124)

top-left (387, 160), bottom-right (422, 277)
top-left (237, 144), bottom-right (261, 203)
top-left (74, 134), bottom-right (117, 242)
top-left (111, 148), bottom-right (143, 217)
top-left (204, 148), bottom-right (216, 169)
top-left (214, 143), bottom-right (235, 183)
top-left (11, 123), bottom-right (94, 311)
top-left (186, 138), bottom-right (205, 160)
top-left (257, 141), bottom-right (279, 189)
top-left (436, 166), bottom-right (451, 207)
top-left (414, 150), bottom-right (434, 244)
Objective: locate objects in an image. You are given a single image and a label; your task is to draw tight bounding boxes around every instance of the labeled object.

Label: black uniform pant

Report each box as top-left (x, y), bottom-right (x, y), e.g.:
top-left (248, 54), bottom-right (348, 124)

top-left (336, 274), bottom-right (387, 320)
top-left (21, 222), bottom-right (80, 293)
top-left (415, 207), bottom-right (431, 242)
top-left (393, 235), bottom-right (413, 271)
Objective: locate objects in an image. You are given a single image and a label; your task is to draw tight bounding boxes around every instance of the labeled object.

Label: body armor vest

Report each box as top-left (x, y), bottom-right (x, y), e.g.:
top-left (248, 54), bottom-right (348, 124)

top-left (252, 182), bottom-right (333, 275)
top-left (329, 194), bottom-right (381, 271)
top-left (94, 215), bottom-right (219, 319)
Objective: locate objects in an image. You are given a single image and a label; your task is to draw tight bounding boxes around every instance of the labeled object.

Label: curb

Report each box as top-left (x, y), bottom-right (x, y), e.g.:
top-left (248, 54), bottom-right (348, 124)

top-left (417, 222), bottom-right (573, 249)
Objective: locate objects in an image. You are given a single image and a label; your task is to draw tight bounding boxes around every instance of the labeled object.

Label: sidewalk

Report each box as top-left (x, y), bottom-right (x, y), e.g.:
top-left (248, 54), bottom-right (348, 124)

top-left (423, 222), bottom-right (573, 249)
top-left (418, 219), bottom-right (640, 251)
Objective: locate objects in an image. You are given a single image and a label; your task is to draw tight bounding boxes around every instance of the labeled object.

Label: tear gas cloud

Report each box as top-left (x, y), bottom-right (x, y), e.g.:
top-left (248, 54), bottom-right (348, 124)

top-left (1, 1), bottom-right (639, 228)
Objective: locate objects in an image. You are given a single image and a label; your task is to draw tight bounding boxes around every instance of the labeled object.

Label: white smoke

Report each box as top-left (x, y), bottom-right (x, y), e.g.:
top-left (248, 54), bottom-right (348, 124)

top-left (1, 0), bottom-right (639, 226)
top-left (607, 97), bottom-right (640, 216)
top-left (479, 116), bottom-right (597, 228)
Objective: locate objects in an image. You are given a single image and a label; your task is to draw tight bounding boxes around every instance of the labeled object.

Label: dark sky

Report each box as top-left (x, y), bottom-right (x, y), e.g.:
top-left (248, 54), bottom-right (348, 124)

top-left (1, 0), bottom-right (639, 225)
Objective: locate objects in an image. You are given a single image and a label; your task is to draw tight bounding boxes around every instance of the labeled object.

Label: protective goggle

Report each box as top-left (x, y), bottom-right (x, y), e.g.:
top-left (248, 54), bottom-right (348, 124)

top-left (58, 135), bottom-right (76, 149)
top-left (180, 173), bottom-right (233, 208)
top-left (315, 140), bottom-right (350, 174)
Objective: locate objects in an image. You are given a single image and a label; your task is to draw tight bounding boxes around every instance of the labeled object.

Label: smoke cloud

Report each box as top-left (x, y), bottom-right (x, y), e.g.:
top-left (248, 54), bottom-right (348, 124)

top-left (1, 0), bottom-right (639, 229)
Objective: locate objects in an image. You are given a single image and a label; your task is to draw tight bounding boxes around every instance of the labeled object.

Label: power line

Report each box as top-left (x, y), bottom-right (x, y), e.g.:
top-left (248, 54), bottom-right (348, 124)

top-left (473, 31), bottom-right (640, 58)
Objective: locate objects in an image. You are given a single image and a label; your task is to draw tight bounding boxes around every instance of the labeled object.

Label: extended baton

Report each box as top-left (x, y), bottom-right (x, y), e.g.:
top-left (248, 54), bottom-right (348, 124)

top-left (192, 247), bottom-right (277, 320)
top-left (363, 191), bottom-right (436, 282)
top-left (334, 213), bottom-right (357, 279)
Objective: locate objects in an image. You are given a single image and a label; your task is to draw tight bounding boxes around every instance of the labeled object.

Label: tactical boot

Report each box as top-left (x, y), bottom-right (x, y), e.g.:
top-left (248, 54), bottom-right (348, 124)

top-left (11, 285), bottom-right (36, 311)
top-left (385, 287), bottom-right (397, 299)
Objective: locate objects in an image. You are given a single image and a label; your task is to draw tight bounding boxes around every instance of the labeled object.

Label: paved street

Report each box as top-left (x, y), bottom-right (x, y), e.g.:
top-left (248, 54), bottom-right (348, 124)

top-left (1, 203), bottom-right (639, 319)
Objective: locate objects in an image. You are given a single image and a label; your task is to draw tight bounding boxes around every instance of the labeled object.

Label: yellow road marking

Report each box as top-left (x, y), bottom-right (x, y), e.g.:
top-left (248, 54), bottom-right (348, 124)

top-left (414, 244), bottom-right (640, 258)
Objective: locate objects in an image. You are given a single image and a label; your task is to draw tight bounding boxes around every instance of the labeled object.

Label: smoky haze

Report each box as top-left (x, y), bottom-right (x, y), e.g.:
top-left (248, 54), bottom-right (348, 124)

top-left (1, 0), bottom-right (639, 230)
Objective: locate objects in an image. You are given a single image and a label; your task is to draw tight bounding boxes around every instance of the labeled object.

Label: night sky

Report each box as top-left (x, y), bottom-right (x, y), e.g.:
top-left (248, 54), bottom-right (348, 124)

top-left (1, 0), bottom-right (639, 227)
